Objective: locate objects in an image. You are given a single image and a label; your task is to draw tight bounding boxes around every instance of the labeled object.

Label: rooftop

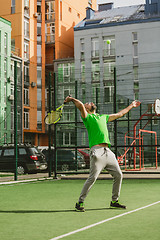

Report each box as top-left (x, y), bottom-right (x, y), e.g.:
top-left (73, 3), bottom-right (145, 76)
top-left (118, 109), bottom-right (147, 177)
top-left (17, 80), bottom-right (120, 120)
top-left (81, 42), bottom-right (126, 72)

top-left (74, 4), bottom-right (160, 30)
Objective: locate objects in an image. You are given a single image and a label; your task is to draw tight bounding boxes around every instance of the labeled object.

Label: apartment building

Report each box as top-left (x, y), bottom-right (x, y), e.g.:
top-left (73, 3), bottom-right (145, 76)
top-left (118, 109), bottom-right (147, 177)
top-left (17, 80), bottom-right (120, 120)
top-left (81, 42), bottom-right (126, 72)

top-left (0, 17), bottom-right (12, 144)
top-left (73, 0), bottom-right (160, 146)
top-left (0, 0), bottom-right (97, 146)
top-left (44, 0), bottom-right (97, 145)
top-left (0, 0), bottom-right (46, 145)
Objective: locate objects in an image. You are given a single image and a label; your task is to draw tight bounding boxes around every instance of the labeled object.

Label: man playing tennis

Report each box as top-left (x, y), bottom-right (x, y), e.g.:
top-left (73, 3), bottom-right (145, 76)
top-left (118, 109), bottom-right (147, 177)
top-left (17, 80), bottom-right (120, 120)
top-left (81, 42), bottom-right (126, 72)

top-left (64, 96), bottom-right (140, 212)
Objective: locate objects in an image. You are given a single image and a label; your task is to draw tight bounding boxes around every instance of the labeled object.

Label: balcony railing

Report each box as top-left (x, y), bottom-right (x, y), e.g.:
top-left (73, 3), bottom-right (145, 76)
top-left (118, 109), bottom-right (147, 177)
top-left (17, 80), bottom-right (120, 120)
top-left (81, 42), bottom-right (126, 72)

top-left (45, 34), bottom-right (55, 43)
top-left (103, 48), bottom-right (115, 57)
top-left (11, 46), bottom-right (20, 57)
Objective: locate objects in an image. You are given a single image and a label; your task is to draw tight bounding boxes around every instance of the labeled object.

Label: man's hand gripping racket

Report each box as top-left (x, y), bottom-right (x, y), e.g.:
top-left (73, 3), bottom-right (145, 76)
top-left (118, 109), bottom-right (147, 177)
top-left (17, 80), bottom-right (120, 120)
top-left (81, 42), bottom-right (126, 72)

top-left (44, 95), bottom-right (71, 125)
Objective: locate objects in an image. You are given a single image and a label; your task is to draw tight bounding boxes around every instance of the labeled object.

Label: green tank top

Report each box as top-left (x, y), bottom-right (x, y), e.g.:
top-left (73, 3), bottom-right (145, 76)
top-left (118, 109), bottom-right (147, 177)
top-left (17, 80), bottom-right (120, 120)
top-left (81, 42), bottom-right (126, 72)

top-left (81, 113), bottom-right (111, 148)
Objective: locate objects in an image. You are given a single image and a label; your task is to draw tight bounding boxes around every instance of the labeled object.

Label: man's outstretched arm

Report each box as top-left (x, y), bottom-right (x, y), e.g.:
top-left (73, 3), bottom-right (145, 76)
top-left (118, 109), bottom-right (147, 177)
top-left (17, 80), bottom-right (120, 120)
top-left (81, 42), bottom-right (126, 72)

top-left (64, 96), bottom-right (87, 119)
top-left (108, 100), bottom-right (141, 122)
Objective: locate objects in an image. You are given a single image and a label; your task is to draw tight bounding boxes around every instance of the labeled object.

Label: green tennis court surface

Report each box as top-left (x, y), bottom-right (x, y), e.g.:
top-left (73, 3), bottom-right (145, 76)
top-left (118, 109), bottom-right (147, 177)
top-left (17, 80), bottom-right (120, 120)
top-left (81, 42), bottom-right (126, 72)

top-left (0, 179), bottom-right (160, 240)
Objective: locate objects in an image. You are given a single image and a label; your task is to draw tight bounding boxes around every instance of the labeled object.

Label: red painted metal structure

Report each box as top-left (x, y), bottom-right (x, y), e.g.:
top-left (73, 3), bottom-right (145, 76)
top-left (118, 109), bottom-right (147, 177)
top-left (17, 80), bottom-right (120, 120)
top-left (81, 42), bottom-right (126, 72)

top-left (118, 105), bottom-right (158, 171)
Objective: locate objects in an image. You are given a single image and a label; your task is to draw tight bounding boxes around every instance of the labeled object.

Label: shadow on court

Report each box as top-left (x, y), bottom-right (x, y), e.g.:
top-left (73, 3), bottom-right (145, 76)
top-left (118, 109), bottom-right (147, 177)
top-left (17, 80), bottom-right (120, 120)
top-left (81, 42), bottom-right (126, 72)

top-left (0, 207), bottom-right (112, 214)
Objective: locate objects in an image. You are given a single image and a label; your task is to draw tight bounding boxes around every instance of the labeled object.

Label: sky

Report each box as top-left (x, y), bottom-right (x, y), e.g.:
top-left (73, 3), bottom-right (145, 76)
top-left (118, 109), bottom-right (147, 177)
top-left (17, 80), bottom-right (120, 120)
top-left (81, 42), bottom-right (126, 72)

top-left (97, 0), bottom-right (146, 8)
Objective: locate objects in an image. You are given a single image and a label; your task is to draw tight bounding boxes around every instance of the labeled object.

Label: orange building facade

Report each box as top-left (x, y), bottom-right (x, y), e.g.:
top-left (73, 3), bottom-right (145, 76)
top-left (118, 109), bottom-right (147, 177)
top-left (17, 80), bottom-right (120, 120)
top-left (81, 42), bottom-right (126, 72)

top-left (0, 0), bottom-right (97, 146)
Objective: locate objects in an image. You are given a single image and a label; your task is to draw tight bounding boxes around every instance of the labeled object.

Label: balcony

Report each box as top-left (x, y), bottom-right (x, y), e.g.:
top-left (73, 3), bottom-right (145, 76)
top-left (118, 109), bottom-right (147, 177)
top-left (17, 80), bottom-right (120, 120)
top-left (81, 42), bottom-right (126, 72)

top-left (11, 46), bottom-right (20, 57)
top-left (45, 34), bottom-right (55, 44)
top-left (103, 48), bottom-right (115, 58)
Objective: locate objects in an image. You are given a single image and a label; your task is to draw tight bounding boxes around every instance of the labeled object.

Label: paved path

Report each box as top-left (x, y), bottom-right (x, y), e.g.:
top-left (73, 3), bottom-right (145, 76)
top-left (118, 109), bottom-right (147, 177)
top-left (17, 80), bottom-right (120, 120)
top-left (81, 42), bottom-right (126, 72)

top-left (0, 167), bottom-right (160, 184)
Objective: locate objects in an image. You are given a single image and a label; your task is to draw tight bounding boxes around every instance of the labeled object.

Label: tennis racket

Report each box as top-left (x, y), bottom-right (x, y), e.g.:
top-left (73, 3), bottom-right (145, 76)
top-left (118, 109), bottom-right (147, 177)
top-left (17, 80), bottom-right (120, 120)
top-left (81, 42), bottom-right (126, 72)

top-left (44, 103), bottom-right (66, 125)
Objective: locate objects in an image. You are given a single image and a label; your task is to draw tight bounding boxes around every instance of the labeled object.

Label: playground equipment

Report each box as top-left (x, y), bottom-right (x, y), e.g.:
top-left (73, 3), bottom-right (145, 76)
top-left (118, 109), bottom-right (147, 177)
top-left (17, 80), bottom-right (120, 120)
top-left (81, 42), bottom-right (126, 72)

top-left (118, 99), bottom-right (160, 171)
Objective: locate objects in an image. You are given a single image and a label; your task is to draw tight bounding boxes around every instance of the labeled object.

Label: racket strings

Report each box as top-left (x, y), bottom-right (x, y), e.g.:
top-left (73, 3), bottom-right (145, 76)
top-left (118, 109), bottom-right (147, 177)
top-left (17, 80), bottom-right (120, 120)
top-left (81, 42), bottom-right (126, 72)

top-left (45, 110), bottom-right (62, 124)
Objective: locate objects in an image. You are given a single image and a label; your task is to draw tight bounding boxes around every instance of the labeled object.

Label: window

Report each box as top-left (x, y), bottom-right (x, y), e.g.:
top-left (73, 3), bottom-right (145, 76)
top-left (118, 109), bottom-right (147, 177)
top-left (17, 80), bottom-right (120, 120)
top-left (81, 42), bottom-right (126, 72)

top-left (4, 84), bottom-right (7, 105)
top-left (81, 61), bottom-right (85, 82)
top-left (4, 33), bottom-right (7, 55)
top-left (4, 59), bottom-right (7, 82)
top-left (37, 4), bottom-right (41, 13)
top-left (92, 85), bottom-right (100, 104)
top-left (58, 132), bottom-right (75, 146)
top-left (37, 88), bottom-right (42, 109)
top-left (11, 111), bottom-right (14, 129)
top-left (103, 62), bottom-right (115, 81)
top-left (64, 89), bottom-right (70, 98)
top-left (24, 42), bottom-right (29, 60)
top-left (92, 61), bottom-right (100, 82)
top-left (24, 20), bottom-right (29, 38)
top-left (80, 38), bottom-right (85, 59)
top-left (24, 0), bottom-right (29, 10)
top-left (133, 33), bottom-right (138, 66)
top-left (45, 23), bottom-right (55, 43)
top-left (17, 62), bottom-right (21, 84)
top-left (64, 64), bottom-right (70, 82)
top-left (4, 149), bottom-right (14, 156)
top-left (24, 109), bottom-right (29, 129)
top-left (133, 66), bottom-right (139, 100)
top-left (19, 148), bottom-right (27, 155)
top-left (103, 37), bottom-right (115, 56)
top-left (4, 111), bottom-right (7, 129)
top-left (11, 0), bottom-right (15, 14)
top-left (91, 38), bottom-right (99, 58)
top-left (82, 131), bottom-right (86, 145)
top-left (37, 67), bottom-right (42, 86)
top-left (37, 111), bottom-right (42, 130)
top-left (63, 63), bottom-right (74, 82)
top-left (24, 64), bottom-right (29, 83)
top-left (104, 86), bottom-right (113, 103)
top-left (37, 23), bottom-right (41, 42)
top-left (37, 44), bottom-right (41, 64)
top-left (45, 1), bottom-right (55, 21)
top-left (58, 63), bottom-right (74, 83)
top-left (133, 32), bottom-right (138, 41)
top-left (62, 109), bottom-right (73, 122)
top-left (82, 88), bottom-right (86, 103)
top-left (24, 88), bottom-right (29, 105)
top-left (133, 43), bottom-right (138, 57)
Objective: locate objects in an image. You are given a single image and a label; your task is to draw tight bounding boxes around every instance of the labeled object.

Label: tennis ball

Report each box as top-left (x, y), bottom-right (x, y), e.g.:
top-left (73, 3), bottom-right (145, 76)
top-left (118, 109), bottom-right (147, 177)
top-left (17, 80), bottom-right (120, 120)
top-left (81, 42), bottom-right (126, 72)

top-left (107, 40), bottom-right (111, 44)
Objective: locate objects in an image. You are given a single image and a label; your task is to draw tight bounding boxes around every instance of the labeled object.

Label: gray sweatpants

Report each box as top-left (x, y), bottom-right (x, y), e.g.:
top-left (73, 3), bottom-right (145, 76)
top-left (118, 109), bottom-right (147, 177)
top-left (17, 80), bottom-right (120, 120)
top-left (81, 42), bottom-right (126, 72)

top-left (78, 146), bottom-right (123, 203)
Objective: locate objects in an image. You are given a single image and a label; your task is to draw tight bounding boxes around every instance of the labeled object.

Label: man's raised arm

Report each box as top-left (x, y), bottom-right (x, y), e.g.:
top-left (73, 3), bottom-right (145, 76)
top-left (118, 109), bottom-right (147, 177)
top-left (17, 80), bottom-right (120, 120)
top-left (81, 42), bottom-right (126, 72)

top-left (108, 100), bottom-right (141, 122)
top-left (64, 96), bottom-right (87, 119)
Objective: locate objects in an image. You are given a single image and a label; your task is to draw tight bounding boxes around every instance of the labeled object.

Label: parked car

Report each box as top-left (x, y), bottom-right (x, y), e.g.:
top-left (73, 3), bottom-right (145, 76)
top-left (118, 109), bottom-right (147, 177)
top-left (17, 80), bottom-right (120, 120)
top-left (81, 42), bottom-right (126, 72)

top-left (41, 148), bottom-right (86, 171)
top-left (143, 148), bottom-right (160, 166)
top-left (0, 144), bottom-right (47, 175)
top-left (78, 149), bottom-right (90, 168)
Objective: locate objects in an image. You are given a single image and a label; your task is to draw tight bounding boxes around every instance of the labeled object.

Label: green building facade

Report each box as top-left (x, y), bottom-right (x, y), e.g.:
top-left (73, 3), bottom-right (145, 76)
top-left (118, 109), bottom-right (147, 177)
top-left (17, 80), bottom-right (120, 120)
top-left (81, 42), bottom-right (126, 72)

top-left (0, 17), bottom-right (12, 144)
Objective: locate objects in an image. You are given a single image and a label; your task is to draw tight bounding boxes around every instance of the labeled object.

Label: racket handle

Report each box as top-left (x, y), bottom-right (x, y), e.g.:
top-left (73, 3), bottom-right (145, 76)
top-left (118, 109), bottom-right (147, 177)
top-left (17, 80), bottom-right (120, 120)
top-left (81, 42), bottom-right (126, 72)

top-left (64, 95), bottom-right (72, 104)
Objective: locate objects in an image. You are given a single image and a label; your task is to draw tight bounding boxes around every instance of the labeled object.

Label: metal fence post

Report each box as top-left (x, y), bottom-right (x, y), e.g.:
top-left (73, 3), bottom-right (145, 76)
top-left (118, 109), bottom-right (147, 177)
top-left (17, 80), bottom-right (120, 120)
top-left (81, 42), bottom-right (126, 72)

top-left (114, 67), bottom-right (117, 157)
top-left (14, 61), bottom-right (18, 181)
top-left (53, 72), bottom-right (57, 178)
top-left (48, 72), bottom-right (52, 177)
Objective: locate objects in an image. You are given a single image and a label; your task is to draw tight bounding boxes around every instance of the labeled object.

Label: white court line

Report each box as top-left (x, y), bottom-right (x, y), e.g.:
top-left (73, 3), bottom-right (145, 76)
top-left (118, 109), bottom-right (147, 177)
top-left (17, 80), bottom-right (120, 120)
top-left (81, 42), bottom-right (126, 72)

top-left (50, 201), bottom-right (160, 240)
